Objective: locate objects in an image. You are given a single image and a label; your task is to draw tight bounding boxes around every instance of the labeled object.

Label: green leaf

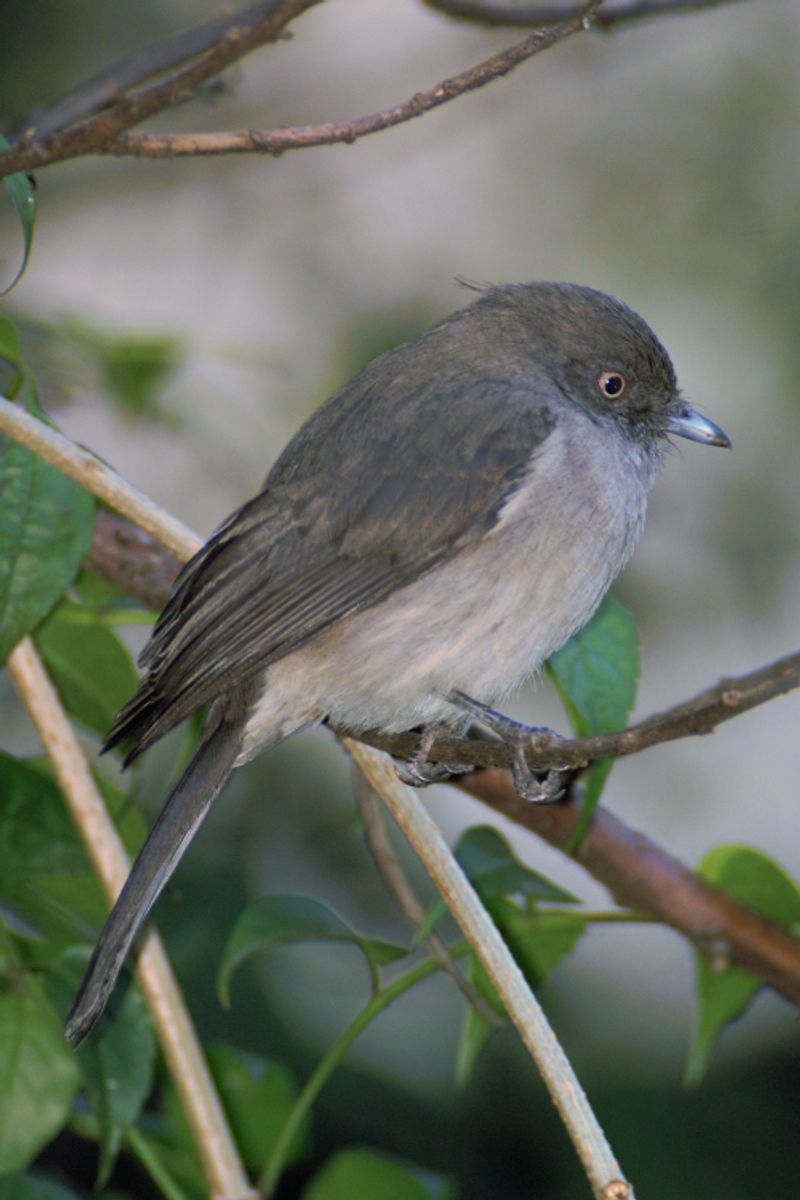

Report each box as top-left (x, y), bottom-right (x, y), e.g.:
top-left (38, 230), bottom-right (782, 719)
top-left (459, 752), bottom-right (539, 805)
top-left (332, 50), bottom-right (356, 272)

top-left (456, 825), bottom-right (577, 904)
top-left (301, 1147), bottom-right (454, 1200)
top-left (0, 378), bottom-right (95, 664)
top-left (686, 845), bottom-right (800, 1082)
top-left (0, 753), bottom-right (144, 956)
top-left (217, 895), bottom-right (407, 1007)
top-left (698, 844), bottom-right (800, 923)
top-left (0, 940), bottom-right (80, 1172)
top-left (547, 594), bottom-right (639, 736)
top-left (46, 949), bottom-right (155, 1185)
top-left (63, 318), bottom-right (182, 419)
top-left (454, 957), bottom-right (498, 1087)
top-left (0, 134), bottom-right (37, 295)
top-left (546, 594), bottom-right (639, 834)
top-left (205, 1044), bottom-right (308, 1172)
top-left (488, 899), bottom-right (587, 988)
top-left (34, 596), bottom-right (138, 736)
top-left (0, 313), bottom-right (23, 369)
top-left (419, 825), bottom-right (576, 942)
top-left (454, 904), bottom-right (587, 1083)
top-left (0, 1174), bottom-right (82, 1200)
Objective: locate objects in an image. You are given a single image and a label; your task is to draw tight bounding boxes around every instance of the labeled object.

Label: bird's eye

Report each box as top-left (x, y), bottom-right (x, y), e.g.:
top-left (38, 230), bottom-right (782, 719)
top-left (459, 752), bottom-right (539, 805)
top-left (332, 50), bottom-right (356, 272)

top-left (598, 370), bottom-right (626, 400)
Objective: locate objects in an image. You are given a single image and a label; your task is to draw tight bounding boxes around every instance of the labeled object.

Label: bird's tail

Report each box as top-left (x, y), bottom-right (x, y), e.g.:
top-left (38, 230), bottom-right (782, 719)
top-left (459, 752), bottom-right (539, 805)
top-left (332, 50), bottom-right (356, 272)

top-left (65, 714), bottom-right (246, 1046)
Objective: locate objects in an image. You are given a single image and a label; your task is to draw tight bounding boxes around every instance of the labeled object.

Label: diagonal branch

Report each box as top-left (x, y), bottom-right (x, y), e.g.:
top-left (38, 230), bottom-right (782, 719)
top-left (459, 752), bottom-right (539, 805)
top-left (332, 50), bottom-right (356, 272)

top-left (102, 0), bottom-right (603, 161)
top-left (423, 0), bottom-right (743, 29)
top-left (17, 0), bottom-right (303, 142)
top-left (0, 0), bottom-right (602, 176)
top-left (0, 0), bottom-right (323, 179)
top-left (347, 741), bottom-right (635, 1200)
top-left (460, 769), bottom-right (800, 1007)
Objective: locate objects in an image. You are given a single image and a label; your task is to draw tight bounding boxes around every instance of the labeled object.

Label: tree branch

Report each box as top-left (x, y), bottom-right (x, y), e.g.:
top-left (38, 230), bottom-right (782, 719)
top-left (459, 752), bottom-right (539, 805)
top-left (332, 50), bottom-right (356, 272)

top-left (423, 0), bottom-right (743, 29)
top-left (353, 650), bottom-right (800, 772)
top-left (101, 0), bottom-right (603, 161)
top-left (347, 741), bottom-right (635, 1200)
top-left (0, 0), bottom-right (323, 179)
top-left (17, 0), bottom-right (300, 142)
top-left (459, 770), bottom-right (800, 1007)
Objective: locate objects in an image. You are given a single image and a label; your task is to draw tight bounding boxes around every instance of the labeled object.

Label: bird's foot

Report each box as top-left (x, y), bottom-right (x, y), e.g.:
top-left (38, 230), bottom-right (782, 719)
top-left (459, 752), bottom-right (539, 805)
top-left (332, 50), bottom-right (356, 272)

top-left (446, 690), bottom-right (566, 803)
top-left (395, 723), bottom-right (475, 788)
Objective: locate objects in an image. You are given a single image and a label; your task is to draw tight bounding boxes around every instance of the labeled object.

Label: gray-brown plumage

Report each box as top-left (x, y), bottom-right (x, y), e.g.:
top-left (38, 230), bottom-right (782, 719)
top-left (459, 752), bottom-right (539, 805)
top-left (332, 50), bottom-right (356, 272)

top-left (66, 281), bottom-right (730, 1045)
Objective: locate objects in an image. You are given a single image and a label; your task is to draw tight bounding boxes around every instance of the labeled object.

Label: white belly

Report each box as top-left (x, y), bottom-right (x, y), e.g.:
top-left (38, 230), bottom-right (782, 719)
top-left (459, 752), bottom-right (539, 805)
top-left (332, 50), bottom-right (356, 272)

top-left (237, 416), bottom-right (659, 761)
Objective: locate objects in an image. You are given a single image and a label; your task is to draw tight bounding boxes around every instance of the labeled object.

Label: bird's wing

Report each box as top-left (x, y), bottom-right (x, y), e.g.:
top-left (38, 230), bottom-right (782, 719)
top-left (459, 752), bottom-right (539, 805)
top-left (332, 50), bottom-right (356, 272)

top-left (105, 365), bottom-right (557, 758)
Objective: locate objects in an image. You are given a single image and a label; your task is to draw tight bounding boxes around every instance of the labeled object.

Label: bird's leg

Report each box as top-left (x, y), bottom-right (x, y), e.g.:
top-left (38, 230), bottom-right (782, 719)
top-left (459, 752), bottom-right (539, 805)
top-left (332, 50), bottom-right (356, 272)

top-left (395, 722), bottom-right (475, 788)
top-left (446, 690), bottom-right (566, 803)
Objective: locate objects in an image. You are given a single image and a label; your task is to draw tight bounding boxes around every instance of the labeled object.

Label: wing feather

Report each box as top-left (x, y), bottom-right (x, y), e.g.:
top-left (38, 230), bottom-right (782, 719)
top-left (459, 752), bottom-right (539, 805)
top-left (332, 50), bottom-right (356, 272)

top-left (105, 336), bottom-right (558, 759)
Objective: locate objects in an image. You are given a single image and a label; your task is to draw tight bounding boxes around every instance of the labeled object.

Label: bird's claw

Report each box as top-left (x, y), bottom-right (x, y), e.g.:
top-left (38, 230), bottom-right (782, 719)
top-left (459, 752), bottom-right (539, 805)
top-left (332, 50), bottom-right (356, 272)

top-left (446, 690), bottom-right (567, 805)
top-left (395, 723), bottom-right (474, 788)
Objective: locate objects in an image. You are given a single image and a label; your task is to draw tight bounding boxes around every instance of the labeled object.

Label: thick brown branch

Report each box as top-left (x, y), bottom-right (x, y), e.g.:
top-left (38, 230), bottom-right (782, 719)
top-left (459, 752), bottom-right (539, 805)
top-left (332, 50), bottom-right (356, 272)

top-left (423, 0), bottom-right (742, 29)
top-left (460, 770), bottom-right (800, 1006)
top-left (0, 0), bottom-right (323, 179)
top-left (86, 508), bottom-right (182, 611)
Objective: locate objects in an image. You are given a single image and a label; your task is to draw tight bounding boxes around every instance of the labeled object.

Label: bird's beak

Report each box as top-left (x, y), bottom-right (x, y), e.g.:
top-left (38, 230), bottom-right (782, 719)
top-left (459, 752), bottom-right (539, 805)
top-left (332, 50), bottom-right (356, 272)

top-left (666, 404), bottom-right (731, 448)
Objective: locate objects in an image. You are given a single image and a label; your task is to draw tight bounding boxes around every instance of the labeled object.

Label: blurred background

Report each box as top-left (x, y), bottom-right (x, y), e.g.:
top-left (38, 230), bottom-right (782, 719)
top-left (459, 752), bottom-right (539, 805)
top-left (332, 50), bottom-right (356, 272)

top-left (1, 1), bottom-right (799, 1196)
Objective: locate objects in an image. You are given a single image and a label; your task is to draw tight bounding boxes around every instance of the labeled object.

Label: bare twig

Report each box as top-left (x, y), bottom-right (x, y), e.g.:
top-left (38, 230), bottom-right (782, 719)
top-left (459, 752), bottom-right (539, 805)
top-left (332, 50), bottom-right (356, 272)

top-left (104, 1), bottom-right (603, 161)
top-left (0, 0), bottom-right (323, 179)
top-left (348, 741), bottom-right (635, 1200)
top-left (6, 637), bottom-right (256, 1200)
top-left (354, 765), bottom-right (501, 1023)
top-left (423, 0), bottom-right (742, 29)
top-left (18, 1), bottom-right (298, 142)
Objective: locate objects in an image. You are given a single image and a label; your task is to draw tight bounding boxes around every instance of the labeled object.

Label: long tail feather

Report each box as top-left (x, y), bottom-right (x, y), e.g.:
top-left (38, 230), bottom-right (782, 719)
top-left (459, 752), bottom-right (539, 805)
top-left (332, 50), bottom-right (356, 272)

top-left (65, 715), bottom-right (245, 1045)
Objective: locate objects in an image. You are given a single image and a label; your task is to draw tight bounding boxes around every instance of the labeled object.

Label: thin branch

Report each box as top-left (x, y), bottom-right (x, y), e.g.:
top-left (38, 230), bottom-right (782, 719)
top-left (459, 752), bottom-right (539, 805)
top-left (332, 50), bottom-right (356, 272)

top-left (352, 649), bottom-right (800, 772)
top-left (461, 770), bottom-right (800, 1006)
top-left (0, 396), bottom-right (200, 561)
top-left (6, 637), bottom-right (256, 1200)
top-left (348, 741), bottom-right (634, 1200)
top-left (104, 1), bottom-right (603, 161)
top-left (17, 0), bottom-right (297, 142)
top-left (0, 0), bottom-right (323, 179)
top-left (423, 0), bottom-right (743, 29)
top-left (354, 764), bottom-right (500, 1024)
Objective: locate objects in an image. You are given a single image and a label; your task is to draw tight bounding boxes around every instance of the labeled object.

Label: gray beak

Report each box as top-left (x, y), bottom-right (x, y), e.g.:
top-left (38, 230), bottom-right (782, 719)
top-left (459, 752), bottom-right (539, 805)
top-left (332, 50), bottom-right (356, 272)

top-left (666, 404), bottom-right (731, 448)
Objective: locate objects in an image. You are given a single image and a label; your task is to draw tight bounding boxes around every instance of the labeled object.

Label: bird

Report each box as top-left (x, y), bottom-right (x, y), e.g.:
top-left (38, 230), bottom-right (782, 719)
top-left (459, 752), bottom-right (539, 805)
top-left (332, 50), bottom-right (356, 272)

top-left (65, 280), bottom-right (730, 1044)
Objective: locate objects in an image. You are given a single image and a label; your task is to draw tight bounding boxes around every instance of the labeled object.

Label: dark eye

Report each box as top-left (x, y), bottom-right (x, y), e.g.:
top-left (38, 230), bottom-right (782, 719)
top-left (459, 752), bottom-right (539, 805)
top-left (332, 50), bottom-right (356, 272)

top-left (598, 370), bottom-right (626, 399)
